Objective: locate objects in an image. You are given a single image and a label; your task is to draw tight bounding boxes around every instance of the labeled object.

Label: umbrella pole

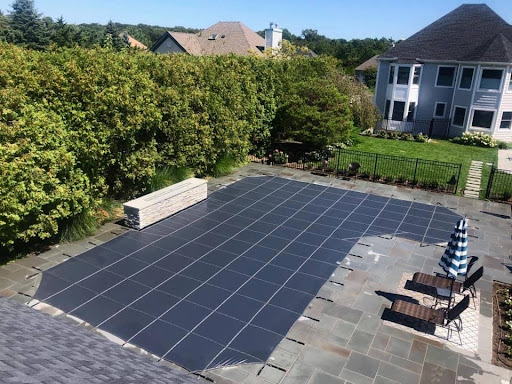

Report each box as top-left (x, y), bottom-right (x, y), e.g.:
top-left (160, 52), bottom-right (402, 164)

top-left (447, 277), bottom-right (456, 309)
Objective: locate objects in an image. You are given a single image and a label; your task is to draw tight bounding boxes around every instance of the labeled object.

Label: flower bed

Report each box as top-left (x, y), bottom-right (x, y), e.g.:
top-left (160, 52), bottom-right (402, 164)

top-left (493, 281), bottom-right (512, 369)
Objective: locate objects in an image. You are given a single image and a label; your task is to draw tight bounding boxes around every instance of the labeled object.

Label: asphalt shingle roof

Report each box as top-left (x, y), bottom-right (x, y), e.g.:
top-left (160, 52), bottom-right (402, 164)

top-left (380, 4), bottom-right (512, 63)
top-left (155, 22), bottom-right (266, 56)
top-left (0, 298), bottom-right (196, 384)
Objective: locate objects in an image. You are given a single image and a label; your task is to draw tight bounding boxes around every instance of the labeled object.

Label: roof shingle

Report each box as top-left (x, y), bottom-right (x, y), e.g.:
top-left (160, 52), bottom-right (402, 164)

top-left (379, 4), bottom-right (512, 63)
top-left (0, 298), bottom-right (196, 384)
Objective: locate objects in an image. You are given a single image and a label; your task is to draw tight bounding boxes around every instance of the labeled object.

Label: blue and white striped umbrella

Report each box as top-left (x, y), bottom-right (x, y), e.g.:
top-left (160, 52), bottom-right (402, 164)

top-left (439, 218), bottom-right (468, 278)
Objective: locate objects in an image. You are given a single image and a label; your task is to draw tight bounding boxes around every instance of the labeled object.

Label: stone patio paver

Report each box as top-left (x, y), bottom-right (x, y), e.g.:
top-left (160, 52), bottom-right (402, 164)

top-left (1, 162), bottom-right (512, 384)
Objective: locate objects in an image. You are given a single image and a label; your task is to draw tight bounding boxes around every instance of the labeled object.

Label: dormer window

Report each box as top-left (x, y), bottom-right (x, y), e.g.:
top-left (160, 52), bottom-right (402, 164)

top-left (209, 34), bottom-right (218, 40)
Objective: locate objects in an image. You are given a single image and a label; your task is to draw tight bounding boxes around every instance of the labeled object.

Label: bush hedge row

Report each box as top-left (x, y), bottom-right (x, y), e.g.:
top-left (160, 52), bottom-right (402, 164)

top-left (0, 43), bottom-right (378, 250)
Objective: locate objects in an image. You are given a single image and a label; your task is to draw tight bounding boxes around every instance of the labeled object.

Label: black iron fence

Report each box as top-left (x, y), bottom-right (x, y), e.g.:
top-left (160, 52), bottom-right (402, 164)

top-left (375, 118), bottom-right (452, 138)
top-left (486, 166), bottom-right (512, 201)
top-left (251, 148), bottom-right (462, 194)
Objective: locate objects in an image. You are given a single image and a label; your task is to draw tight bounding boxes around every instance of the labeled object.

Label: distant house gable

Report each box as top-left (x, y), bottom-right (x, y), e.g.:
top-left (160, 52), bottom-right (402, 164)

top-left (151, 21), bottom-right (266, 56)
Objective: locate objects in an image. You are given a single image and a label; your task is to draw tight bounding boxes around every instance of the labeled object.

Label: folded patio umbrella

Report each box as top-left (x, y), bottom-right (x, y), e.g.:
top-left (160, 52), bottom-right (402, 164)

top-left (438, 218), bottom-right (468, 307)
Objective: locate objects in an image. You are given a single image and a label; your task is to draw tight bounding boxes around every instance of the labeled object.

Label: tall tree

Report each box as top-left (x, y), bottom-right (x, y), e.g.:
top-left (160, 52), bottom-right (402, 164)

top-left (5, 0), bottom-right (50, 50)
top-left (51, 16), bottom-right (78, 47)
top-left (102, 20), bottom-right (125, 50)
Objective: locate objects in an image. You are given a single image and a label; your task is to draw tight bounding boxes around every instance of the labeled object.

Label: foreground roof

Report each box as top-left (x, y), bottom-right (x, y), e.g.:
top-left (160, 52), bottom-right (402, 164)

top-left (379, 4), bottom-right (512, 63)
top-left (0, 298), bottom-right (195, 383)
top-left (152, 22), bottom-right (266, 56)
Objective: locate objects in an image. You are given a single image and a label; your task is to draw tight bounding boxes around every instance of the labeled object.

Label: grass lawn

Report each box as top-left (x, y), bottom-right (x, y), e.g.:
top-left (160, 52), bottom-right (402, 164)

top-left (350, 135), bottom-right (498, 194)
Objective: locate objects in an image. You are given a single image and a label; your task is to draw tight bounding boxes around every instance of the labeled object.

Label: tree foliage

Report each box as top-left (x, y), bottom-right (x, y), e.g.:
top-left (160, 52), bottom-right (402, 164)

top-left (273, 79), bottom-right (353, 147)
top-left (0, 42), bottom-right (378, 251)
top-left (3, 0), bottom-right (50, 50)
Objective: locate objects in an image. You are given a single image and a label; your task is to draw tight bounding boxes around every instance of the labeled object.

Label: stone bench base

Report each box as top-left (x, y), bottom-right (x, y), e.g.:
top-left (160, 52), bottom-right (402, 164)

top-left (123, 178), bottom-right (207, 230)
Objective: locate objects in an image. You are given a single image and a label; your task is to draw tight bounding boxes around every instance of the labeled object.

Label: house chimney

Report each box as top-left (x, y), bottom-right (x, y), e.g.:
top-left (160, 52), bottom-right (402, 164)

top-left (265, 22), bottom-right (283, 50)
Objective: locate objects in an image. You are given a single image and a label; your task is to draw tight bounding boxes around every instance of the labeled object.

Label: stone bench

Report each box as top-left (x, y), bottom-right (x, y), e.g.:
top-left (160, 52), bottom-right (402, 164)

top-left (123, 178), bottom-right (207, 230)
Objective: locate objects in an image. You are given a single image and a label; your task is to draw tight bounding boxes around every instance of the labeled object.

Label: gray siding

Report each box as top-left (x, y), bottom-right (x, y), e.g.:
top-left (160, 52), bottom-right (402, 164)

top-left (374, 61), bottom-right (389, 114)
top-left (154, 36), bottom-right (186, 54)
top-left (416, 64), bottom-right (455, 120)
top-left (473, 91), bottom-right (500, 109)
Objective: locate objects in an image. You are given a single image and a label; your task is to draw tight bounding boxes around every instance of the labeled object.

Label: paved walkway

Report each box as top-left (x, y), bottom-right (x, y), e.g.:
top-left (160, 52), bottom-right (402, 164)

top-left (498, 150), bottom-right (512, 172)
top-left (1, 163), bottom-right (512, 384)
top-left (464, 161), bottom-right (483, 199)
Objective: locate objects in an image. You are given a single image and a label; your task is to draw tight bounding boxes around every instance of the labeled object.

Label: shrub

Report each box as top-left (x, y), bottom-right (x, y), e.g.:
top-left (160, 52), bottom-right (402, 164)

top-left (0, 106), bottom-right (93, 249)
top-left (272, 79), bottom-right (353, 148)
top-left (415, 133), bottom-right (429, 143)
top-left (387, 131), bottom-right (400, 140)
top-left (271, 150), bottom-right (288, 164)
top-left (453, 132), bottom-right (497, 148)
top-left (401, 133), bottom-right (414, 141)
top-left (146, 166), bottom-right (193, 194)
top-left (376, 130), bottom-right (388, 139)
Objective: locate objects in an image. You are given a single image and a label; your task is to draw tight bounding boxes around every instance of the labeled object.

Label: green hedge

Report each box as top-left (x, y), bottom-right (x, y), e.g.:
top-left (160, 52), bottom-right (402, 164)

top-left (0, 43), bottom-right (378, 250)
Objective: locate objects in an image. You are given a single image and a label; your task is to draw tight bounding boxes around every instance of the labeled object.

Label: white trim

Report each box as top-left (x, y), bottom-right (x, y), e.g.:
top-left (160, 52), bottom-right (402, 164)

top-left (374, 62), bottom-right (382, 104)
top-left (499, 111), bottom-right (512, 130)
top-left (388, 65), bottom-right (395, 85)
top-left (452, 105), bottom-right (467, 128)
top-left (412, 65), bottom-right (422, 86)
top-left (435, 65), bottom-right (457, 88)
top-left (457, 66), bottom-right (475, 91)
top-left (506, 68), bottom-right (512, 94)
top-left (433, 102), bottom-right (447, 118)
top-left (469, 107), bottom-right (497, 131)
top-left (477, 67), bottom-right (505, 93)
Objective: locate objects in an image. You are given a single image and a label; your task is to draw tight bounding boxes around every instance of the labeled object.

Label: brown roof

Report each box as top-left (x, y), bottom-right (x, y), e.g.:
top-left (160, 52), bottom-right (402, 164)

top-left (153, 22), bottom-right (266, 56)
top-left (120, 33), bottom-right (148, 50)
top-left (169, 31), bottom-right (202, 55)
top-left (355, 55), bottom-right (379, 71)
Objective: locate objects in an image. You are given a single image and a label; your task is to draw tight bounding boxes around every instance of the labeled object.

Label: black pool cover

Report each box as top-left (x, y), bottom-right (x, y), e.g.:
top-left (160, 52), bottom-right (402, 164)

top-left (34, 176), bottom-right (460, 372)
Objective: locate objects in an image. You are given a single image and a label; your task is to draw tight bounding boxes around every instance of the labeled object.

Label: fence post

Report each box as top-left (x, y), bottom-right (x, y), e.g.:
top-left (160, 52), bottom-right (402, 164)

top-left (335, 148), bottom-right (342, 178)
top-left (373, 153), bottom-right (378, 180)
top-left (485, 165), bottom-right (495, 199)
top-left (455, 164), bottom-right (462, 194)
top-left (413, 158), bottom-right (419, 185)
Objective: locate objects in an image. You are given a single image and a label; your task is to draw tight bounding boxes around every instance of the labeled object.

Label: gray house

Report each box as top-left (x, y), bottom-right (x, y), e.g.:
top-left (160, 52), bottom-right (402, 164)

top-left (374, 4), bottom-right (512, 141)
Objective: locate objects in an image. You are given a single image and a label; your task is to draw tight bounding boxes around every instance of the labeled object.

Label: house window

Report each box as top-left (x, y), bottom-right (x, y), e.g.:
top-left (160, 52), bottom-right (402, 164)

top-left (500, 112), bottom-right (512, 129)
top-left (384, 100), bottom-right (391, 119)
top-left (479, 69), bottom-right (503, 91)
top-left (388, 66), bottom-right (395, 84)
top-left (397, 67), bottom-right (411, 85)
top-left (391, 101), bottom-right (406, 121)
top-left (452, 107), bottom-right (466, 127)
top-left (436, 66), bottom-right (456, 87)
top-left (472, 110), bottom-right (494, 129)
top-left (413, 67), bottom-right (421, 85)
top-left (407, 102), bottom-right (416, 122)
top-left (459, 68), bottom-right (474, 89)
top-left (434, 102), bottom-right (447, 118)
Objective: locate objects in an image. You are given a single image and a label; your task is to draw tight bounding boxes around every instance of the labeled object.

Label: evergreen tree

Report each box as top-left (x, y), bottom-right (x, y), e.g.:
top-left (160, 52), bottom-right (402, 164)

top-left (51, 16), bottom-right (77, 47)
top-left (102, 20), bottom-right (125, 50)
top-left (6, 0), bottom-right (49, 50)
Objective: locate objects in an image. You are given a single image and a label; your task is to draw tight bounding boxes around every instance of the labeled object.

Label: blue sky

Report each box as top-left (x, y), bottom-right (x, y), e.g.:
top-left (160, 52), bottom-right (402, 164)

top-left (0, 0), bottom-right (511, 39)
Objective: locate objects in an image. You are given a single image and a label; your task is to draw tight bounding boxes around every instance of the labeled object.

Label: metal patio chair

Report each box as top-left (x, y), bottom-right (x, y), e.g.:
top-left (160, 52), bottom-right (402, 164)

top-left (390, 295), bottom-right (470, 344)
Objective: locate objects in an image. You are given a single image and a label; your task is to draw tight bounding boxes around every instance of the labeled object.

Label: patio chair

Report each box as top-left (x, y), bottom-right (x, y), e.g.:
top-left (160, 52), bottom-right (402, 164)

top-left (390, 295), bottom-right (470, 344)
top-left (412, 266), bottom-right (483, 300)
